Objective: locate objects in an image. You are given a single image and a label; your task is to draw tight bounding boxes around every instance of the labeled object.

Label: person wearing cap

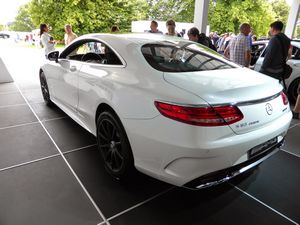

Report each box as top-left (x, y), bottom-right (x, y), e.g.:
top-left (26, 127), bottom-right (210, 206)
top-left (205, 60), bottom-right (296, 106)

top-left (165, 19), bottom-right (181, 37)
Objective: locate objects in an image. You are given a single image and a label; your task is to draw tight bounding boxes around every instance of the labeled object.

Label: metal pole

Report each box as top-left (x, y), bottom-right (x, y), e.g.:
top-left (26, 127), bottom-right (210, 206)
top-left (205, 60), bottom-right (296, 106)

top-left (285, 0), bottom-right (300, 38)
top-left (194, 0), bottom-right (210, 34)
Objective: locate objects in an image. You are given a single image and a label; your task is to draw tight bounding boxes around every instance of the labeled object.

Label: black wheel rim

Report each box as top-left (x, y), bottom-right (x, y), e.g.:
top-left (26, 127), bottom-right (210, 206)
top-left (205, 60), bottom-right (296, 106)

top-left (98, 118), bottom-right (124, 173)
top-left (40, 75), bottom-right (50, 101)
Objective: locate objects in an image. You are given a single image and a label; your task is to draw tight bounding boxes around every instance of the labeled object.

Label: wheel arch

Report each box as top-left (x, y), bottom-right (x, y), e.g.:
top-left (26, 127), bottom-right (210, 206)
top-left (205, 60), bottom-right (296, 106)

top-left (95, 103), bottom-right (118, 124)
top-left (95, 102), bottom-right (136, 172)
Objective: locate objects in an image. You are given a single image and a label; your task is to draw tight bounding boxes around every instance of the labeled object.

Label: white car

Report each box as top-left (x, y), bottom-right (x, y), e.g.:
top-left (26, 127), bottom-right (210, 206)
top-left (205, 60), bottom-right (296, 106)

top-left (252, 40), bottom-right (300, 103)
top-left (40, 33), bottom-right (292, 189)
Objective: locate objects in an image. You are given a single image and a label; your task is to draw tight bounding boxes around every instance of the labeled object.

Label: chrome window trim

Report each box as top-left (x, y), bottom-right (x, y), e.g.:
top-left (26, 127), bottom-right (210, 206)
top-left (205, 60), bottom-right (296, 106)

top-left (155, 92), bottom-right (281, 108)
top-left (235, 92), bottom-right (281, 106)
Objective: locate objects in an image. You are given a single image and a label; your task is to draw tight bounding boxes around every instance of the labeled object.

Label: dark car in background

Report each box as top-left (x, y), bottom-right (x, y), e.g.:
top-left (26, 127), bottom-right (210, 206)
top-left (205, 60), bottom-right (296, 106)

top-left (0, 33), bottom-right (10, 39)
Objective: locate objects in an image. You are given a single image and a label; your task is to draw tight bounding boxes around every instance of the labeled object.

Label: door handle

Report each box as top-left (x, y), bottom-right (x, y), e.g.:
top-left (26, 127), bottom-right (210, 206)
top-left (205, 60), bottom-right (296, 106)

top-left (70, 65), bottom-right (77, 72)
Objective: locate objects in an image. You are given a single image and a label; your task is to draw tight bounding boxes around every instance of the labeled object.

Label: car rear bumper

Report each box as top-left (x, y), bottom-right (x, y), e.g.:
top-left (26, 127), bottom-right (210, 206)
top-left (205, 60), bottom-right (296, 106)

top-left (183, 137), bottom-right (283, 190)
top-left (124, 110), bottom-right (291, 187)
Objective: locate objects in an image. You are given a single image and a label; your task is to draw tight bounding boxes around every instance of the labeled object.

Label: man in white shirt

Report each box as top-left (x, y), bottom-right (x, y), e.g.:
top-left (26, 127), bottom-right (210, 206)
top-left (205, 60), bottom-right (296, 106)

top-left (224, 23), bottom-right (251, 67)
top-left (64, 24), bottom-right (78, 46)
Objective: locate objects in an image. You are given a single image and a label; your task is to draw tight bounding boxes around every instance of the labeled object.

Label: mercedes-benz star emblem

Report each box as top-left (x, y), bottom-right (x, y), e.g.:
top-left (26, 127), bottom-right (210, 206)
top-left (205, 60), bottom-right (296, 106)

top-left (265, 103), bottom-right (273, 115)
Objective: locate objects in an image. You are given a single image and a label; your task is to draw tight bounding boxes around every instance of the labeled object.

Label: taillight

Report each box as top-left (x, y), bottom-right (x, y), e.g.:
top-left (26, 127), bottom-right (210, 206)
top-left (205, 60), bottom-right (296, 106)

top-left (280, 91), bottom-right (289, 105)
top-left (155, 101), bottom-right (244, 126)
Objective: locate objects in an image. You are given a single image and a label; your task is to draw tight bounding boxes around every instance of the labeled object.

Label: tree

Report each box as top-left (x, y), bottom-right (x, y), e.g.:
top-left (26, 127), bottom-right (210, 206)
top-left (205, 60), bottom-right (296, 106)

top-left (10, 3), bottom-right (35, 32)
top-left (28, 0), bottom-right (148, 39)
top-left (0, 24), bottom-right (4, 31)
top-left (208, 0), bottom-right (276, 37)
top-left (146, 0), bottom-right (194, 22)
top-left (270, 0), bottom-right (290, 25)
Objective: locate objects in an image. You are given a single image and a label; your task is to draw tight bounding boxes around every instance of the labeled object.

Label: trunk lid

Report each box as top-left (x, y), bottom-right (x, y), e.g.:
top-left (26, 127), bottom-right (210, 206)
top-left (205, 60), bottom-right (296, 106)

top-left (163, 68), bottom-right (288, 134)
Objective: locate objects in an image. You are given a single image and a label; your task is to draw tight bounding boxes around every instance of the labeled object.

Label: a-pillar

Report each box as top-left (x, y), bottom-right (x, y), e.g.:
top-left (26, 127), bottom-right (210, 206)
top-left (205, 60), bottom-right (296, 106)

top-left (193, 0), bottom-right (209, 34)
top-left (285, 0), bottom-right (300, 38)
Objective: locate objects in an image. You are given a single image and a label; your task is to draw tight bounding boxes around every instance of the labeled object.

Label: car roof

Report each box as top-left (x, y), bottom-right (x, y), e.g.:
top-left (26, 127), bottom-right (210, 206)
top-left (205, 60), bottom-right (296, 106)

top-left (252, 40), bottom-right (268, 45)
top-left (254, 39), bottom-right (300, 48)
top-left (77, 33), bottom-right (189, 46)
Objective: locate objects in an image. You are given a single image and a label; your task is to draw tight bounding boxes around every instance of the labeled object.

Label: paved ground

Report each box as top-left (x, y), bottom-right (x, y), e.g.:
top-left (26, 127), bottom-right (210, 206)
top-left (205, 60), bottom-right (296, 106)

top-left (0, 38), bottom-right (300, 225)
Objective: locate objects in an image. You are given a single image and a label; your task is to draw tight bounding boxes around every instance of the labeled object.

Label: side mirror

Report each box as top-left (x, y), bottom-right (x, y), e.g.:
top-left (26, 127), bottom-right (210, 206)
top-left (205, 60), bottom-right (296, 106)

top-left (47, 51), bottom-right (59, 63)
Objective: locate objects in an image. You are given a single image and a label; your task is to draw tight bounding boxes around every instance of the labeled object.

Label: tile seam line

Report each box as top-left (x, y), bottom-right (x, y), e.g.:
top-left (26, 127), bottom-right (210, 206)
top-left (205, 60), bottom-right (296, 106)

top-left (0, 144), bottom-right (97, 173)
top-left (281, 148), bottom-right (300, 158)
top-left (0, 91), bottom-right (20, 95)
top-left (0, 116), bottom-right (70, 130)
top-left (14, 83), bottom-right (109, 224)
top-left (106, 187), bottom-right (175, 222)
top-left (230, 184), bottom-right (299, 225)
top-left (0, 103), bottom-right (28, 109)
top-left (0, 154), bottom-right (61, 172)
top-left (288, 122), bottom-right (300, 130)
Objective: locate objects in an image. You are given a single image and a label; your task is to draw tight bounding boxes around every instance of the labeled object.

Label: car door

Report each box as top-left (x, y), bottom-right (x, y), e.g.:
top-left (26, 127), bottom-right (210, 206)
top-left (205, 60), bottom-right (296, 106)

top-left (52, 59), bottom-right (81, 113)
top-left (49, 41), bottom-right (91, 114)
top-left (76, 41), bottom-right (124, 132)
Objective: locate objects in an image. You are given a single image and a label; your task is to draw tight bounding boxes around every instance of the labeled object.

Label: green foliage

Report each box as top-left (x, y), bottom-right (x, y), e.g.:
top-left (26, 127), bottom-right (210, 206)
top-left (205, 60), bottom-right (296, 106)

top-left (146, 0), bottom-right (194, 22)
top-left (28, 0), bottom-right (148, 39)
top-left (208, 0), bottom-right (276, 37)
top-left (9, 3), bottom-right (35, 32)
top-left (270, 0), bottom-right (290, 25)
top-left (295, 26), bottom-right (300, 38)
top-left (12, 0), bottom-right (289, 39)
top-left (0, 24), bottom-right (4, 31)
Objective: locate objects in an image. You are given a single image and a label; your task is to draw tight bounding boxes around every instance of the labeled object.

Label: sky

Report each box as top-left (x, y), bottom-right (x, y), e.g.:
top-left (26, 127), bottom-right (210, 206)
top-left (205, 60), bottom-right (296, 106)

top-left (0, 0), bottom-right (31, 24)
top-left (0, 0), bottom-right (295, 25)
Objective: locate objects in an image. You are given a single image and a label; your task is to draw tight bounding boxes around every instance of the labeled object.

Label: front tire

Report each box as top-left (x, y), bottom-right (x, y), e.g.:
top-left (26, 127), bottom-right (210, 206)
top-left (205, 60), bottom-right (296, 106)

top-left (96, 111), bottom-right (135, 180)
top-left (39, 71), bottom-right (53, 106)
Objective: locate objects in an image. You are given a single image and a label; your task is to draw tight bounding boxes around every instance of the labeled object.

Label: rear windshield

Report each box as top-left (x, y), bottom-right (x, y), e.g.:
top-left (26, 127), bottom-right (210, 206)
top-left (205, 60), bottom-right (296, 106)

top-left (142, 42), bottom-right (234, 72)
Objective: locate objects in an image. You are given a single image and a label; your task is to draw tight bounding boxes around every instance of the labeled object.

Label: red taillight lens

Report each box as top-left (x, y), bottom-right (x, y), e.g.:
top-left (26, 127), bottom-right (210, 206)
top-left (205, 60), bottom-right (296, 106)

top-left (280, 91), bottom-right (289, 105)
top-left (155, 101), bottom-right (244, 126)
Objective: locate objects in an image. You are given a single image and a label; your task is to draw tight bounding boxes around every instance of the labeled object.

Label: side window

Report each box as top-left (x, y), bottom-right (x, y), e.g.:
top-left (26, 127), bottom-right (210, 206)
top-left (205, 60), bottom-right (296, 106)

top-left (142, 43), bottom-right (233, 72)
top-left (61, 40), bottom-right (122, 65)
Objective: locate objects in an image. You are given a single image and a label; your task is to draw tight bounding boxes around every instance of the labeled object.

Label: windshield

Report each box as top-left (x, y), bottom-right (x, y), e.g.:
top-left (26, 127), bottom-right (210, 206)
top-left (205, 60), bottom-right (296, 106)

top-left (141, 41), bottom-right (235, 72)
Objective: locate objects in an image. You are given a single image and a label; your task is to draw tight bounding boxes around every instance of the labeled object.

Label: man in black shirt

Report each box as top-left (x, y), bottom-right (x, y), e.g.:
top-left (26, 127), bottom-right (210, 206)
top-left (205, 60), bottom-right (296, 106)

top-left (260, 21), bottom-right (291, 80)
top-left (187, 27), bottom-right (217, 51)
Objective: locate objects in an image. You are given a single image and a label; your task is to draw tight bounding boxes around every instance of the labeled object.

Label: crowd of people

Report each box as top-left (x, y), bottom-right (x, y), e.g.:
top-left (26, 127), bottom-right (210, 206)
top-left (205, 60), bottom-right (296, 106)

top-left (39, 19), bottom-right (300, 119)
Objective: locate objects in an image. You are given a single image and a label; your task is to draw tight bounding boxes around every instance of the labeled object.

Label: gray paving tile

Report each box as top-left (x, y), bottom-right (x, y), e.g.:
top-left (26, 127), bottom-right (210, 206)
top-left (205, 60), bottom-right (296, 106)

top-left (0, 92), bottom-right (25, 106)
top-left (22, 88), bottom-right (44, 104)
top-left (17, 80), bottom-right (40, 91)
top-left (110, 184), bottom-right (293, 225)
top-left (289, 118), bottom-right (300, 127)
top-left (0, 82), bottom-right (18, 93)
top-left (43, 117), bottom-right (96, 152)
top-left (30, 102), bottom-right (66, 121)
top-left (0, 123), bottom-right (58, 169)
top-left (0, 156), bottom-right (103, 225)
top-left (0, 104), bottom-right (37, 128)
top-left (64, 146), bottom-right (171, 218)
top-left (284, 124), bottom-right (300, 156)
top-left (231, 151), bottom-right (300, 224)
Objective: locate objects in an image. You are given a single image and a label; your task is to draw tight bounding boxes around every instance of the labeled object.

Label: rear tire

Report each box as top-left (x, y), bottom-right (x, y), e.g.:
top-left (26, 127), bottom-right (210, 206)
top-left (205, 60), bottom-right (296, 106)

top-left (288, 78), bottom-right (300, 104)
top-left (39, 71), bottom-right (53, 106)
top-left (96, 111), bottom-right (135, 181)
